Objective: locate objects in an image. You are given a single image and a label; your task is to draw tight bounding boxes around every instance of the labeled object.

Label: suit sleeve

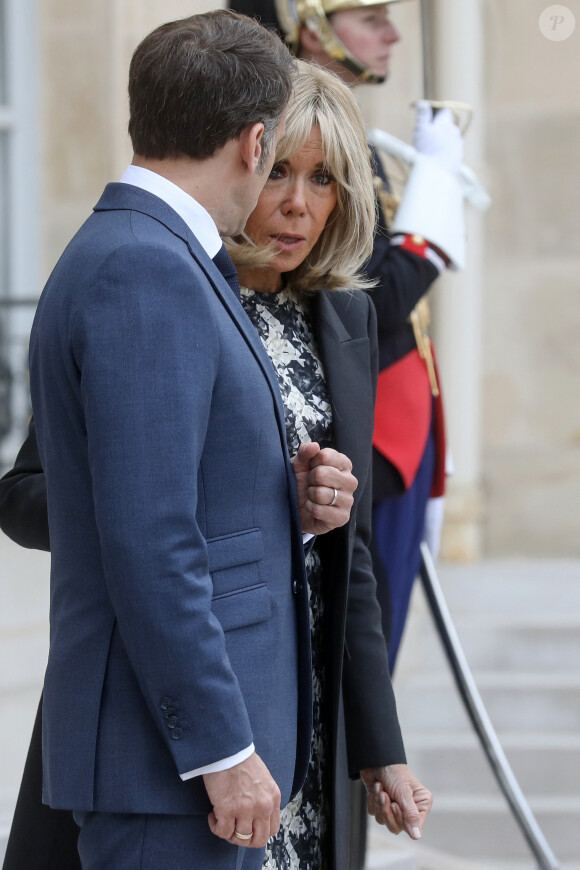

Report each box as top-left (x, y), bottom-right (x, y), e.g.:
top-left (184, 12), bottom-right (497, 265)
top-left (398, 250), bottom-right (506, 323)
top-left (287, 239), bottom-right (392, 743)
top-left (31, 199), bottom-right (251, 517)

top-left (68, 244), bottom-right (254, 773)
top-left (341, 295), bottom-right (406, 774)
top-left (0, 418), bottom-right (49, 551)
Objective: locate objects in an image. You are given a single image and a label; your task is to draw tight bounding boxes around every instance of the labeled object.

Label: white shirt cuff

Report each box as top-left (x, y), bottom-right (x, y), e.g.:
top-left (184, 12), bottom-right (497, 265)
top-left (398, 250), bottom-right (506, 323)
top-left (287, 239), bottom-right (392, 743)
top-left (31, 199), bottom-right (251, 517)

top-left (179, 743), bottom-right (255, 780)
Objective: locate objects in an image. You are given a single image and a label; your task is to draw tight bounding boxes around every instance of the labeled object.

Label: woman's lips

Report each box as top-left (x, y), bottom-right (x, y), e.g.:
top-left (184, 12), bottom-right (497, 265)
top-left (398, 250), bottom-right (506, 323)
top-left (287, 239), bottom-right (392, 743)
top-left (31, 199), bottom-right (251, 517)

top-left (270, 234), bottom-right (306, 250)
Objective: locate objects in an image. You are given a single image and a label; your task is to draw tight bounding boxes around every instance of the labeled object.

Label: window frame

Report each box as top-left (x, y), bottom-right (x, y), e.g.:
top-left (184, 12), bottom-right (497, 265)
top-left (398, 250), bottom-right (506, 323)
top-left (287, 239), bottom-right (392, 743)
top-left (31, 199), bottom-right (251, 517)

top-left (0, 0), bottom-right (39, 465)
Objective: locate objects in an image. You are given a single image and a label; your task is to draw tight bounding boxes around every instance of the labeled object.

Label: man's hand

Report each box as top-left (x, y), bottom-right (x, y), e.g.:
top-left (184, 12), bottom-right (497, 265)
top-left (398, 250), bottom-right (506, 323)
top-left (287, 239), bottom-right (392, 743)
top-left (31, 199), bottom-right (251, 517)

top-left (204, 752), bottom-right (281, 848)
top-left (292, 442), bottom-right (357, 535)
top-left (360, 764), bottom-right (433, 840)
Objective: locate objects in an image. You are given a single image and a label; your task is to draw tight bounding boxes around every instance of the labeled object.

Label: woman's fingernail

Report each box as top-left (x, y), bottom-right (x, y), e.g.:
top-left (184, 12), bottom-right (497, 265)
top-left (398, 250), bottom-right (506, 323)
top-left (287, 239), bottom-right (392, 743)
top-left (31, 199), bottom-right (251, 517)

top-left (412, 826), bottom-right (421, 839)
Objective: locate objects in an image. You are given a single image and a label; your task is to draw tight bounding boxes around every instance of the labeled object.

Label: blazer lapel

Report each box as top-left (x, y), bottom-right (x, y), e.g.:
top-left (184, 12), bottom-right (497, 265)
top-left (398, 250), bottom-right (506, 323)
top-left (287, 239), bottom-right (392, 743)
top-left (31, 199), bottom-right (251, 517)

top-left (313, 291), bottom-right (375, 489)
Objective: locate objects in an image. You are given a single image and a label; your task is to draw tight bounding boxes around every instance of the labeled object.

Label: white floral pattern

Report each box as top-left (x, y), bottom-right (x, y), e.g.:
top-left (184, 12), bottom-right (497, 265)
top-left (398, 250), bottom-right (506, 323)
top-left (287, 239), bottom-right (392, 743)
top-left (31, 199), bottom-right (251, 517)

top-left (241, 287), bottom-right (332, 454)
top-left (241, 287), bottom-right (332, 870)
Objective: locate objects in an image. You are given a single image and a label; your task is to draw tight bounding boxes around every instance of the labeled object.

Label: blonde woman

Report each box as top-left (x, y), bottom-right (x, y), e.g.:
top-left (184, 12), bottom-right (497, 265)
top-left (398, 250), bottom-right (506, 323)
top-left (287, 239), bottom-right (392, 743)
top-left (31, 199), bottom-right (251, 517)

top-left (228, 60), bottom-right (431, 869)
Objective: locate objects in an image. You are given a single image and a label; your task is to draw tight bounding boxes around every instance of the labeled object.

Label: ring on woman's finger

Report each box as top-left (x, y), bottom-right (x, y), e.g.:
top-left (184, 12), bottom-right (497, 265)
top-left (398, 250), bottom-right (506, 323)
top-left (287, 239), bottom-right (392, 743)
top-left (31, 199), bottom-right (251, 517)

top-left (329, 487), bottom-right (339, 507)
top-left (234, 830), bottom-right (253, 841)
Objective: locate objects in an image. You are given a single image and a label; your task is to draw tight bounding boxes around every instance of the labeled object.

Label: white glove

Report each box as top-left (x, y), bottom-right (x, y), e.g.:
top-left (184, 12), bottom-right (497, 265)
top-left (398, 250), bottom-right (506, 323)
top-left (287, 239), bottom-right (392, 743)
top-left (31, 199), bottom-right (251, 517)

top-left (413, 101), bottom-right (463, 173)
top-left (423, 496), bottom-right (445, 562)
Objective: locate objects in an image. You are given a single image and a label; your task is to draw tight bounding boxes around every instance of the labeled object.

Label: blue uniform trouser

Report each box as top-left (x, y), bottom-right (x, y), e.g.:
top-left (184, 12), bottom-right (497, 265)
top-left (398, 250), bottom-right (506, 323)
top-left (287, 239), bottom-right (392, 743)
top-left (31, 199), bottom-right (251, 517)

top-left (371, 425), bottom-right (436, 672)
top-left (73, 810), bottom-right (266, 870)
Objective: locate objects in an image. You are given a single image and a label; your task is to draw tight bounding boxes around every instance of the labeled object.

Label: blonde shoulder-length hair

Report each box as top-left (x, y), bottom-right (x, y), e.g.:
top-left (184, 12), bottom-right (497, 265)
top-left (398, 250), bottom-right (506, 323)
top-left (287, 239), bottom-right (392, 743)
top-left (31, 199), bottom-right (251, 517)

top-left (227, 59), bottom-right (377, 293)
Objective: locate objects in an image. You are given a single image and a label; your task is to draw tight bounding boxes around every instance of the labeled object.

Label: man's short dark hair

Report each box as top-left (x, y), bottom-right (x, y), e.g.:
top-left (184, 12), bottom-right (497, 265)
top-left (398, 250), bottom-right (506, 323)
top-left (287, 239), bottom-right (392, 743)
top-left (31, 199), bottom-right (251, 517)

top-left (128, 10), bottom-right (294, 161)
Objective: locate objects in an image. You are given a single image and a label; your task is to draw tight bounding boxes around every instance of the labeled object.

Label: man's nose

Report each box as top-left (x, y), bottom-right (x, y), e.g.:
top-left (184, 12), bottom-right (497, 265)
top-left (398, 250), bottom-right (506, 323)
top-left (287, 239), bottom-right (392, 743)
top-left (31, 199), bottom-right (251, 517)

top-left (385, 20), bottom-right (401, 44)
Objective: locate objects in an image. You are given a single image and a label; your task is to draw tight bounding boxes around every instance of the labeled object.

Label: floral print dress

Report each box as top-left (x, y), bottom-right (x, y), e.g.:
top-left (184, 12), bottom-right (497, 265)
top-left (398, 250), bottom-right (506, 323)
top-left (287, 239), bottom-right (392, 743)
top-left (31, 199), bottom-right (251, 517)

top-left (241, 286), bottom-right (333, 870)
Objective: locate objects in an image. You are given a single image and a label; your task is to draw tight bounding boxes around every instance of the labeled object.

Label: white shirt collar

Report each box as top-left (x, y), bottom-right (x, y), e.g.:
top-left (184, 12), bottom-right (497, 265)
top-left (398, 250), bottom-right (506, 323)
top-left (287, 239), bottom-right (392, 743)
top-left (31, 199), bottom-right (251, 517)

top-left (119, 165), bottom-right (222, 259)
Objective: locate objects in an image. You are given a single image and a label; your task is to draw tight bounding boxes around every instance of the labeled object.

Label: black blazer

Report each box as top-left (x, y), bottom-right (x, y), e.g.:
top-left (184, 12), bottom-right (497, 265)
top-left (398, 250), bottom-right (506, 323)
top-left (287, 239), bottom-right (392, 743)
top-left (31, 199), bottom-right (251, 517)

top-left (0, 287), bottom-right (405, 870)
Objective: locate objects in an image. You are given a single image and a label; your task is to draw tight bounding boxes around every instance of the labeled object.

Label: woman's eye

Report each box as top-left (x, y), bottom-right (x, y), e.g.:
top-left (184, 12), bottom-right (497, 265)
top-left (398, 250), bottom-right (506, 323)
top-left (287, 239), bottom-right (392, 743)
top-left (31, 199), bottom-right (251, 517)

top-left (269, 165), bottom-right (285, 180)
top-left (314, 173), bottom-right (335, 186)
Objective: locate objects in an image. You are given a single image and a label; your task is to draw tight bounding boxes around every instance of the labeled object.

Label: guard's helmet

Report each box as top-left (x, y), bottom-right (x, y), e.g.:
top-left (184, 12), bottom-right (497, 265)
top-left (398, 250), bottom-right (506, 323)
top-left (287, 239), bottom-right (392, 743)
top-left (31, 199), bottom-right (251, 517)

top-left (229, 0), bottom-right (406, 83)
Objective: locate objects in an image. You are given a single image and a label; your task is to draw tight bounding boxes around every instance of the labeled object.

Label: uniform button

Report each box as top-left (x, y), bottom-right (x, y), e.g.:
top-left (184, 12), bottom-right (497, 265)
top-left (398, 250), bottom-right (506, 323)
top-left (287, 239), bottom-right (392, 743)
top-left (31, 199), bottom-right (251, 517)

top-left (170, 727), bottom-right (183, 740)
top-left (164, 707), bottom-right (176, 718)
top-left (166, 716), bottom-right (179, 729)
top-left (412, 233), bottom-right (425, 246)
top-left (160, 697), bottom-right (172, 710)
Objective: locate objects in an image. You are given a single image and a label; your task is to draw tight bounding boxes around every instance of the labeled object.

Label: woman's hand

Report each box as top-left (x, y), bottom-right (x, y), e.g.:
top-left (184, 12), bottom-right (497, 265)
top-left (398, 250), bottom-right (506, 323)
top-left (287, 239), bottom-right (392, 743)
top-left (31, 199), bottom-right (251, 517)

top-left (360, 763), bottom-right (433, 840)
top-left (291, 442), bottom-right (357, 535)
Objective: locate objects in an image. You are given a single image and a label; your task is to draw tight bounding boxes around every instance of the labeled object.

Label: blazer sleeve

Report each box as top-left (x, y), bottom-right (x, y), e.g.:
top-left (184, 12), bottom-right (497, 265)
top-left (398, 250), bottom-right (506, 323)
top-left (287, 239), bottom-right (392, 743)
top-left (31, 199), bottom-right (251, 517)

top-left (340, 296), bottom-right (407, 773)
top-left (0, 417), bottom-right (50, 551)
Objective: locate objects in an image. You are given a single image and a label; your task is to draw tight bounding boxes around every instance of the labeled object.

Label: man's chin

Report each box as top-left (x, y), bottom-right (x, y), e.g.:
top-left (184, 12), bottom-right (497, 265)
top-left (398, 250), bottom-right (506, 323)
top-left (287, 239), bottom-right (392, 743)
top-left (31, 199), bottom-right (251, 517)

top-left (355, 65), bottom-right (390, 85)
top-left (372, 66), bottom-right (390, 84)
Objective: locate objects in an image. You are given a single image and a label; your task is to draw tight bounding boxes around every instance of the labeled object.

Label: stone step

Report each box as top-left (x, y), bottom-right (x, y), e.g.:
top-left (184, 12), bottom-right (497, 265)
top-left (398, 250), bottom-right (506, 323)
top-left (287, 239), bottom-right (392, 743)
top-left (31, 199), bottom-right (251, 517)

top-left (393, 671), bottom-right (580, 733)
top-left (390, 560), bottom-right (580, 868)
top-left (433, 561), bottom-right (580, 615)
top-left (485, 863), bottom-right (580, 870)
top-left (365, 848), bottom-right (417, 870)
top-left (399, 614), bottom-right (580, 675)
top-left (413, 795), bottom-right (580, 861)
top-left (403, 732), bottom-right (580, 797)
top-left (366, 827), bottom-right (482, 870)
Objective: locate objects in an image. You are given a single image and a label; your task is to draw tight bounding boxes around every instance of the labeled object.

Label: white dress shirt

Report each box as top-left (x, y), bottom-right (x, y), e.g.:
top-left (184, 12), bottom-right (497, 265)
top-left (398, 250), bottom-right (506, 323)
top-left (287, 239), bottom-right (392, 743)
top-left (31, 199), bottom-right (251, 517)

top-left (120, 165), bottom-right (255, 780)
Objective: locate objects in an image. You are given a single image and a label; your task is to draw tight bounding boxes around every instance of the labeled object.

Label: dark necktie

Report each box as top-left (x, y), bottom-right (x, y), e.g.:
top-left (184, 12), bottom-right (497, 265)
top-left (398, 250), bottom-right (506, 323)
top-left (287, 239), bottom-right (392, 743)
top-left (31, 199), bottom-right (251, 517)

top-left (213, 244), bottom-right (240, 301)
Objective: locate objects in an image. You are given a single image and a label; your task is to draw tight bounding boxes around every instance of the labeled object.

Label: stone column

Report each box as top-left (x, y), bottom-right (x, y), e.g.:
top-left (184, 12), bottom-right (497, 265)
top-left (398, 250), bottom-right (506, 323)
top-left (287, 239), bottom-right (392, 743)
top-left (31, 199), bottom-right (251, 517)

top-left (421, 0), bottom-right (487, 561)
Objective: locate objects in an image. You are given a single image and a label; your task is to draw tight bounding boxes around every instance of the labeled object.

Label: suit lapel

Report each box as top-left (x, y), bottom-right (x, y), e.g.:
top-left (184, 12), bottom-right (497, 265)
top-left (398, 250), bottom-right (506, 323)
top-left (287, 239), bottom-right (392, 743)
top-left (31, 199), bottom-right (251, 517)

top-left (94, 184), bottom-right (289, 434)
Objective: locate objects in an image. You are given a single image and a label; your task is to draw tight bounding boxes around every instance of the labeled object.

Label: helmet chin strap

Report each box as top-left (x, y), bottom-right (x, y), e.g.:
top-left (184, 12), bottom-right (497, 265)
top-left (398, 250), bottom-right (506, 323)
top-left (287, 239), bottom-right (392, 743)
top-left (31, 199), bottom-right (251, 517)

top-left (304, 14), bottom-right (385, 82)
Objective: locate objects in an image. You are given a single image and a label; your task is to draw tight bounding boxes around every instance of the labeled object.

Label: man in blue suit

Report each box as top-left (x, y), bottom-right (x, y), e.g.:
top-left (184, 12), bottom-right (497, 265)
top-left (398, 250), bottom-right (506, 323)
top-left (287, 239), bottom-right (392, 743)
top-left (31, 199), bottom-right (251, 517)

top-left (28, 12), bottom-right (358, 869)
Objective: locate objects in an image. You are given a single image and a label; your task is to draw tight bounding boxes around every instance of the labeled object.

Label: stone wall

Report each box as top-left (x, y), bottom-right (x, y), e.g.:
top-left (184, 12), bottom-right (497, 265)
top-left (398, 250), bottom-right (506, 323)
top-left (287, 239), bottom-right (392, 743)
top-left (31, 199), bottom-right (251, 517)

top-left (40, 0), bottom-right (219, 277)
top-left (481, 0), bottom-right (580, 556)
top-left (358, 0), bottom-right (580, 557)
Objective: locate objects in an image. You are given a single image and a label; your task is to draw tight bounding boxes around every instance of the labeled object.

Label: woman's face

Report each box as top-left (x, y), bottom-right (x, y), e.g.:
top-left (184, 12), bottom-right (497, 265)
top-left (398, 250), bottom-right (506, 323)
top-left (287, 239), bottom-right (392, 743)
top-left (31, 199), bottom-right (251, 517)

top-left (244, 126), bottom-right (338, 281)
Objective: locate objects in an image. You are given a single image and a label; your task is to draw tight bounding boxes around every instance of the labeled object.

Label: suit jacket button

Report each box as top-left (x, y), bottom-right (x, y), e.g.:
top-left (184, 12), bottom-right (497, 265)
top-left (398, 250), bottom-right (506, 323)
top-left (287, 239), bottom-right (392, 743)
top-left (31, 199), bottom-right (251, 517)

top-left (170, 727), bottom-right (183, 740)
top-left (160, 697), bottom-right (172, 710)
top-left (164, 707), bottom-right (176, 718)
top-left (166, 716), bottom-right (179, 729)
top-left (292, 579), bottom-right (298, 595)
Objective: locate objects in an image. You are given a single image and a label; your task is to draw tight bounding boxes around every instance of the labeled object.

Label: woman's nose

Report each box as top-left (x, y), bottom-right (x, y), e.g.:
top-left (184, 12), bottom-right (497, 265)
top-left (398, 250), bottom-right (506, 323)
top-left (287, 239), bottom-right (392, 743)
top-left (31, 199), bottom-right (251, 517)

top-left (282, 180), bottom-right (307, 214)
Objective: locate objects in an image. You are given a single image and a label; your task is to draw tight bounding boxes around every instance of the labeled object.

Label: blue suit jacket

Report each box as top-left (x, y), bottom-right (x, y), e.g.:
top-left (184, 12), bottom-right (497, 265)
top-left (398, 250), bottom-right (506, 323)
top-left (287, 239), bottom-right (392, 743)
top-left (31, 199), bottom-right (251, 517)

top-left (29, 183), bottom-right (311, 815)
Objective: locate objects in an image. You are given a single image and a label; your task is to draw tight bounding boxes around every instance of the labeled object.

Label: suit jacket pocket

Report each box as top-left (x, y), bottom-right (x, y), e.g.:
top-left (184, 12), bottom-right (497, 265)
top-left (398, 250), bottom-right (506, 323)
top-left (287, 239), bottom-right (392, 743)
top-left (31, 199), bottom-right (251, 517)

top-left (207, 527), bottom-right (263, 574)
top-left (211, 583), bottom-right (271, 632)
top-left (207, 528), bottom-right (269, 631)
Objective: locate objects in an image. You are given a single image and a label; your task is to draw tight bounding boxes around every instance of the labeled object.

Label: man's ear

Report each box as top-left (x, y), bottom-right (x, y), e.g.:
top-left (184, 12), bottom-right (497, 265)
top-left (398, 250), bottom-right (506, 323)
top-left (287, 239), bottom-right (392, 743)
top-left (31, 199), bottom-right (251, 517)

top-left (239, 122), bottom-right (265, 173)
top-left (298, 23), bottom-right (323, 56)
